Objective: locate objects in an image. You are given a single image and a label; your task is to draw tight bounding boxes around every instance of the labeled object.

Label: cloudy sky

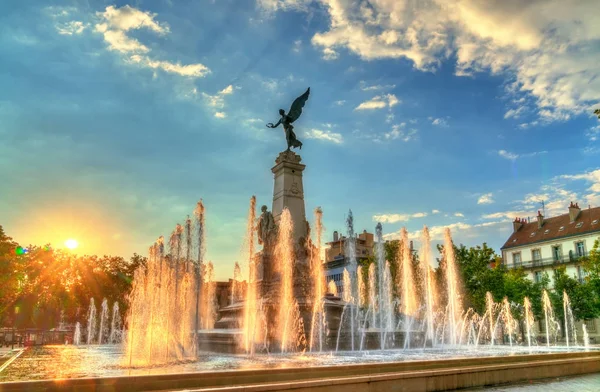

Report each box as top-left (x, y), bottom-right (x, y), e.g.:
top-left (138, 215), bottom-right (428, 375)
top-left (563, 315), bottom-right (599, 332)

top-left (2, 0), bottom-right (600, 279)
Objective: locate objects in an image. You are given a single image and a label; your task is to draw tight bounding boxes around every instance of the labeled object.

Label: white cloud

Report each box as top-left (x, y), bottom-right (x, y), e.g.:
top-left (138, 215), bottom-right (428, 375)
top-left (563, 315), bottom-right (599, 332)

top-left (219, 85), bottom-right (234, 95)
top-left (355, 94), bottom-right (400, 111)
top-left (504, 106), bottom-right (527, 119)
top-left (56, 21), bottom-right (87, 35)
top-left (477, 193), bottom-right (494, 205)
top-left (430, 117), bottom-right (449, 127)
top-left (201, 85), bottom-right (239, 117)
top-left (304, 129), bottom-right (343, 144)
top-left (322, 47), bottom-right (338, 61)
top-left (384, 123), bottom-right (417, 142)
top-left (586, 125), bottom-right (600, 142)
top-left (93, 6), bottom-right (209, 78)
top-left (293, 39), bottom-right (302, 53)
top-left (454, 212), bottom-right (465, 217)
top-left (360, 81), bottom-right (396, 91)
top-left (432, 209), bottom-right (440, 214)
top-left (129, 55), bottom-right (209, 77)
top-left (264, 0), bottom-right (600, 123)
top-left (498, 150), bottom-right (519, 161)
top-left (497, 149), bottom-right (547, 161)
top-left (333, 100), bottom-right (346, 106)
top-left (373, 212), bottom-right (428, 224)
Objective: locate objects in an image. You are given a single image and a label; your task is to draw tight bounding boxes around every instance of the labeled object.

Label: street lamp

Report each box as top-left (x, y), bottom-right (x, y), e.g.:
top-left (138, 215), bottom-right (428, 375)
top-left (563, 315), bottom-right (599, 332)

top-left (12, 306), bottom-right (20, 350)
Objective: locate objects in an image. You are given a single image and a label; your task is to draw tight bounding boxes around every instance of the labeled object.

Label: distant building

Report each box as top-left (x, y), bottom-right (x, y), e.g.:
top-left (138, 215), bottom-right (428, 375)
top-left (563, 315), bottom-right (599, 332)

top-left (500, 202), bottom-right (599, 342)
top-left (324, 230), bottom-right (375, 295)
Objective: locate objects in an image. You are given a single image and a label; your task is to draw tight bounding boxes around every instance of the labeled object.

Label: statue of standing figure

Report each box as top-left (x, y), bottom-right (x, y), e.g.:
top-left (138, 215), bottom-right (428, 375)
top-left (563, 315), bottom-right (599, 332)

top-left (256, 205), bottom-right (277, 249)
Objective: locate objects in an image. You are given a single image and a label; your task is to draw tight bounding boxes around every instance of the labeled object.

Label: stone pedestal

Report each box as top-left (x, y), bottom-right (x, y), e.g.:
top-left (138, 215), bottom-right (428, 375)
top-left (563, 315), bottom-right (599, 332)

top-left (271, 151), bottom-right (309, 247)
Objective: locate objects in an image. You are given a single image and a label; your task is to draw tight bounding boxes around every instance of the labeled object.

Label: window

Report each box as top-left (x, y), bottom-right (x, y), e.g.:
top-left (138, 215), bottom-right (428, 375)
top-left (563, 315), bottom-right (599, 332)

top-left (552, 245), bottom-right (561, 261)
top-left (532, 249), bottom-right (541, 262)
top-left (559, 226), bottom-right (565, 231)
top-left (534, 271), bottom-right (542, 283)
top-left (577, 266), bottom-right (588, 283)
top-left (593, 219), bottom-right (598, 225)
top-left (544, 229), bottom-right (550, 234)
top-left (512, 252), bottom-right (521, 266)
top-left (576, 241), bottom-right (585, 257)
top-left (585, 319), bottom-right (597, 333)
top-left (575, 222), bottom-right (583, 228)
top-left (530, 232), bottom-right (536, 237)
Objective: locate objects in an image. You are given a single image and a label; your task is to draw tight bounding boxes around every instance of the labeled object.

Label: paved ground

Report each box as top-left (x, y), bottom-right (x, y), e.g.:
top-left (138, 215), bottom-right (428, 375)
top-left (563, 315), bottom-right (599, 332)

top-left (455, 373), bottom-right (600, 391)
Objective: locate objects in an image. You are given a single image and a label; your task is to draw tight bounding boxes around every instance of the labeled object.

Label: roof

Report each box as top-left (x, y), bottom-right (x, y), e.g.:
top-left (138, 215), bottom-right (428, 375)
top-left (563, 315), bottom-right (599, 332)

top-left (501, 205), bottom-right (600, 250)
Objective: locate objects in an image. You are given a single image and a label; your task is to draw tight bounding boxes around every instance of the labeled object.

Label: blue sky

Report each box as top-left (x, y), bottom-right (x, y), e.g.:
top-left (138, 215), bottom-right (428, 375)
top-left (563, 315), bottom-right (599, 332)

top-left (1, 0), bottom-right (600, 279)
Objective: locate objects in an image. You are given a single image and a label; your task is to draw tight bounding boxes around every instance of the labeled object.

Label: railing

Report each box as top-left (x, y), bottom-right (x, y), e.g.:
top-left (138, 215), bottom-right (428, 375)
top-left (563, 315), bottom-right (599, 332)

top-left (509, 253), bottom-right (587, 269)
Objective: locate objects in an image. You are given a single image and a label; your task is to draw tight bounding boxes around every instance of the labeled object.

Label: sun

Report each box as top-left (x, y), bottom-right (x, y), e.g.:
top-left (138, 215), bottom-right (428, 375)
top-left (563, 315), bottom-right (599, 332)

top-left (65, 239), bottom-right (78, 250)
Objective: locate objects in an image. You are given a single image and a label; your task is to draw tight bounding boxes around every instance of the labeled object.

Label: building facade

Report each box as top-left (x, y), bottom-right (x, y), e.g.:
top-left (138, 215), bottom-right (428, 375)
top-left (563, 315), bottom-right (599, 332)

top-left (500, 202), bottom-right (599, 342)
top-left (324, 230), bottom-right (374, 296)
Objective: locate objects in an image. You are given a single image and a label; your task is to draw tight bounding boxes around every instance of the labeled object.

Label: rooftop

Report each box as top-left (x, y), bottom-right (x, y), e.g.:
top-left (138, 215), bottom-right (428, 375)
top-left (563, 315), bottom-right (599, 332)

top-left (501, 203), bottom-right (600, 250)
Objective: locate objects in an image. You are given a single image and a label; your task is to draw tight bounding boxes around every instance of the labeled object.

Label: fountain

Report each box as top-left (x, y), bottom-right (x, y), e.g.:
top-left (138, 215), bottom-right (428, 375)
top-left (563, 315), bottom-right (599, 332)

top-left (563, 291), bottom-right (577, 347)
top-left (98, 298), bottom-right (109, 345)
top-left (109, 302), bottom-right (121, 344)
top-left (4, 149), bottom-right (599, 391)
top-left (73, 322), bottom-right (81, 346)
top-left (86, 298), bottom-right (96, 345)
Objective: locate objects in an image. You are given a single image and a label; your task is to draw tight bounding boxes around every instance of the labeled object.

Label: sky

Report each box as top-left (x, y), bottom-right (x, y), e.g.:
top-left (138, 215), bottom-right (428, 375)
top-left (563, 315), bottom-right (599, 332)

top-left (1, 0), bottom-right (600, 280)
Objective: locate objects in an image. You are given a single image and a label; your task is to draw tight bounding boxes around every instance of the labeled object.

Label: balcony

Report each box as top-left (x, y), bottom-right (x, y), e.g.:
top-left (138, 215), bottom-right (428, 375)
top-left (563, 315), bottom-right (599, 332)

top-left (508, 253), bottom-right (587, 269)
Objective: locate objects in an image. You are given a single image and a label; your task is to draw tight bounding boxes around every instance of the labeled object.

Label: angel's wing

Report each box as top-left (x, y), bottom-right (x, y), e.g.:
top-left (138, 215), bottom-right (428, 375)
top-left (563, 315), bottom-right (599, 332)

top-left (287, 87), bottom-right (310, 124)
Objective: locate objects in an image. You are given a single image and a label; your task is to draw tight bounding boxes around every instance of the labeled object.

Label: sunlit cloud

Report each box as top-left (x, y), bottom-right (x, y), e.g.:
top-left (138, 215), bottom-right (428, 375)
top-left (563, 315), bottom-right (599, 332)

top-left (355, 94), bottom-right (400, 111)
top-left (477, 193), bottom-right (494, 205)
top-left (92, 5), bottom-right (210, 78)
top-left (304, 128), bottom-right (343, 144)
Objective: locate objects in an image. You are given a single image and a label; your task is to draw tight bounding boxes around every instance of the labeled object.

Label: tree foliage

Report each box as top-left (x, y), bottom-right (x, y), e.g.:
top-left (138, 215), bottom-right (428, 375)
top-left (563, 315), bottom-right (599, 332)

top-left (0, 225), bottom-right (146, 329)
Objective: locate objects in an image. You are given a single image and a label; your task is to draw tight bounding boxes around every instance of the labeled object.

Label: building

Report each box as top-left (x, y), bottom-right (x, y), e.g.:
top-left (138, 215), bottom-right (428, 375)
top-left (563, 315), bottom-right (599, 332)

top-left (324, 230), bottom-right (374, 295)
top-left (500, 202), bottom-right (599, 342)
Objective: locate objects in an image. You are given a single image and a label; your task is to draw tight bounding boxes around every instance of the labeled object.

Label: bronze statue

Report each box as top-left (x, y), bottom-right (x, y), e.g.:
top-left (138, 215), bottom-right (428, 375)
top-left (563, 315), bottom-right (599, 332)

top-left (256, 205), bottom-right (276, 248)
top-left (267, 87), bottom-right (310, 151)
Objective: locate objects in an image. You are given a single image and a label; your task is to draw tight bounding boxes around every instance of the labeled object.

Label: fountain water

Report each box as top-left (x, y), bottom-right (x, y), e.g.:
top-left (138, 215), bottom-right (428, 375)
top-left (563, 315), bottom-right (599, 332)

top-left (275, 208), bottom-right (299, 352)
top-left (420, 227), bottom-right (435, 345)
top-left (443, 228), bottom-right (462, 346)
top-left (327, 280), bottom-right (338, 296)
top-left (125, 202), bottom-right (203, 366)
top-left (202, 262), bottom-right (216, 329)
top-left (542, 289), bottom-right (560, 347)
top-left (110, 302), bottom-right (121, 344)
top-left (374, 223), bottom-right (385, 349)
top-left (399, 228), bottom-right (417, 348)
top-left (583, 324), bottom-right (590, 350)
top-left (309, 207), bottom-right (325, 352)
top-left (345, 210), bottom-right (358, 351)
top-left (232, 262), bottom-right (242, 304)
top-left (194, 201), bottom-right (206, 340)
top-left (243, 196), bottom-right (259, 354)
top-left (368, 260), bottom-right (377, 330)
top-left (563, 291), bottom-right (577, 347)
top-left (524, 297), bottom-right (535, 348)
top-left (501, 297), bottom-right (516, 346)
top-left (86, 298), bottom-right (96, 345)
top-left (73, 322), bottom-right (81, 345)
top-left (98, 298), bottom-right (109, 345)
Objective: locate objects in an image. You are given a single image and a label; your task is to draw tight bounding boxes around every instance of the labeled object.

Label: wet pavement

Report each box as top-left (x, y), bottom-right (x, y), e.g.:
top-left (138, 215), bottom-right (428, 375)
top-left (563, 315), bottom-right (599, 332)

top-left (456, 373), bottom-right (600, 391)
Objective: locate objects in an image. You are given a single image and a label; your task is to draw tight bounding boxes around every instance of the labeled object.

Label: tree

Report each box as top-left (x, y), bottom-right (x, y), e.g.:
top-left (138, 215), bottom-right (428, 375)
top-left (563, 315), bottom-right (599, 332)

top-left (595, 108), bottom-right (600, 119)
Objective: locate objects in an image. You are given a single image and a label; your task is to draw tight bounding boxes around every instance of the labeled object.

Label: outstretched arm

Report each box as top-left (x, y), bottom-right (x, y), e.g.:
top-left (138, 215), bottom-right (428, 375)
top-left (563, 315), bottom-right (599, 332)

top-left (266, 119), bottom-right (282, 128)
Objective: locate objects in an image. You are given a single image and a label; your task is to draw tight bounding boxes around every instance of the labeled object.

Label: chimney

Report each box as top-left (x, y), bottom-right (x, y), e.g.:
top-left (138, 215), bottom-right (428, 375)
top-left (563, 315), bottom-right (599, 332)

top-left (536, 210), bottom-right (544, 229)
top-left (333, 231), bottom-right (339, 241)
top-left (409, 240), bottom-right (414, 251)
top-left (513, 217), bottom-right (523, 232)
top-left (569, 202), bottom-right (581, 223)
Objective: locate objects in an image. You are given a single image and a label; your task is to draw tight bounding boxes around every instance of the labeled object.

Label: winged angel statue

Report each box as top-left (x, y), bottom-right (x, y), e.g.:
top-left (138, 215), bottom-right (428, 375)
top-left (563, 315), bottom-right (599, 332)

top-left (267, 88), bottom-right (310, 151)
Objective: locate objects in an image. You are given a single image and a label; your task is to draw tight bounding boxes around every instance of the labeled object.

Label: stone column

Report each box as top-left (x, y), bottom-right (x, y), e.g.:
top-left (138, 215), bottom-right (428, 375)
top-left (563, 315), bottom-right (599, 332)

top-left (271, 151), bottom-right (309, 246)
